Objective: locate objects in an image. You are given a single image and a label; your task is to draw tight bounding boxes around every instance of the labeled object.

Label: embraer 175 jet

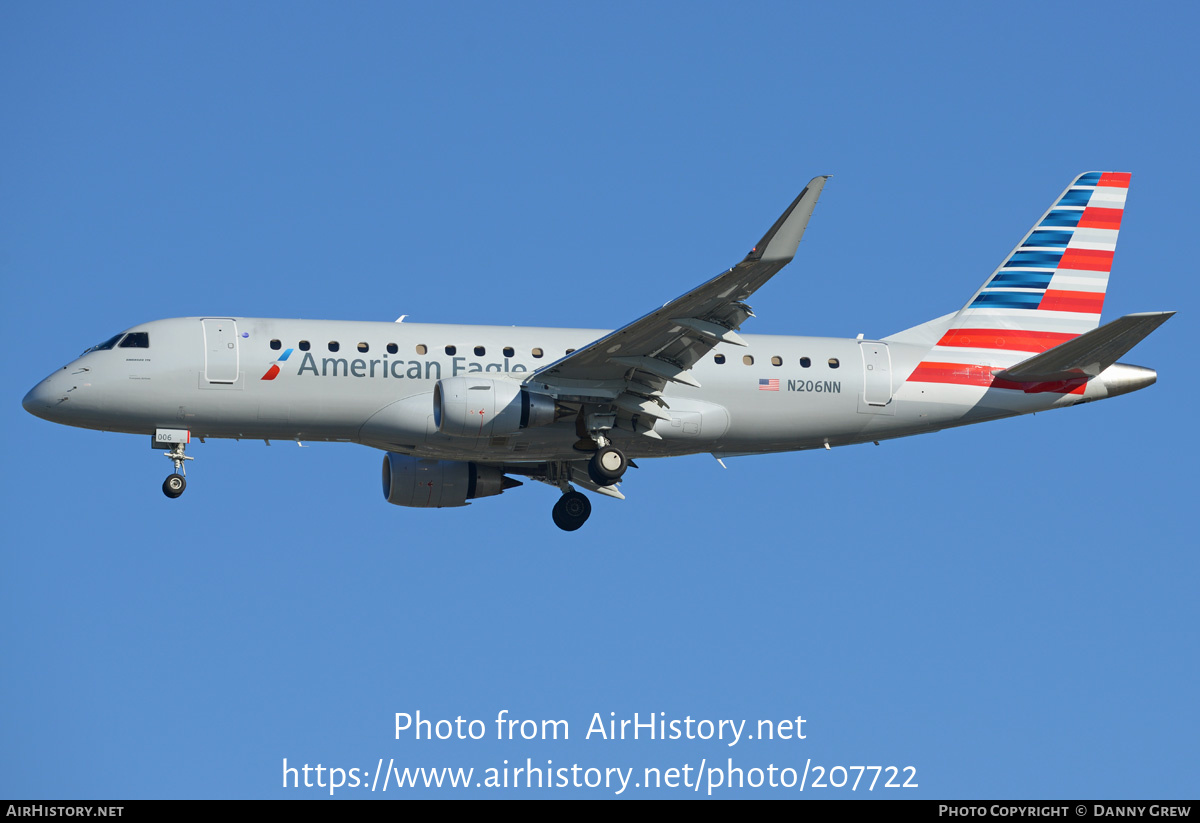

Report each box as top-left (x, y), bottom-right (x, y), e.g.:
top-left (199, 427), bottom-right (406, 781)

top-left (23, 173), bottom-right (1172, 530)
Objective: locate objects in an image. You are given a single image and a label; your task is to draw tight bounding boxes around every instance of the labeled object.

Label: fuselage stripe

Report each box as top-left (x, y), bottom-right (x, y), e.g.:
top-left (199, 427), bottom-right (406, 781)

top-left (935, 329), bottom-right (1077, 352)
top-left (1077, 207), bottom-right (1123, 230)
top-left (908, 361), bottom-right (1088, 394)
top-left (1038, 289), bottom-right (1105, 313)
top-left (1057, 248), bottom-right (1114, 272)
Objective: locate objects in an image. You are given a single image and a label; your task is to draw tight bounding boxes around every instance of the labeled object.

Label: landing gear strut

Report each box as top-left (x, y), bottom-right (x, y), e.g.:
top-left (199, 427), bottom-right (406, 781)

top-left (161, 442), bottom-right (193, 499)
top-left (576, 409), bottom-right (627, 487)
top-left (552, 491), bottom-right (591, 531)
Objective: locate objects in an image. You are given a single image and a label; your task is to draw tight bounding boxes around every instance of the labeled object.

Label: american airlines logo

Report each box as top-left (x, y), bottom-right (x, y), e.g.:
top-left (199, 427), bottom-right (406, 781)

top-left (260, 348), bottom-right (293, 380)
top-left (265, 351), bottom-right (529, 382)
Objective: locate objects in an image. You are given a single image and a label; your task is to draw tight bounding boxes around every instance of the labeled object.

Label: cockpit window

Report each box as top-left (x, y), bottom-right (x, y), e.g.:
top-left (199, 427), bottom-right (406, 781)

top-left (83, 333), bottom-right (125, 354)
top-left (119, 332), bottom-right (149, 348)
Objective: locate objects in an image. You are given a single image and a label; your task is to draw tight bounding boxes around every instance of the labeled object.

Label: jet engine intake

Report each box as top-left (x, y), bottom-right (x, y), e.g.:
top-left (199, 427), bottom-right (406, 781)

top-left (381, 453), bottom-right (520, 508)
top-left (433, 376), bottom-right (559, 437)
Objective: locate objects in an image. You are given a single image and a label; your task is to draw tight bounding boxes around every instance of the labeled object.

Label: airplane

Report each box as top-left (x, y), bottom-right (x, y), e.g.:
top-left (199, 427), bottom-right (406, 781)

top-left (22, 172), bottom-right (1173, 531)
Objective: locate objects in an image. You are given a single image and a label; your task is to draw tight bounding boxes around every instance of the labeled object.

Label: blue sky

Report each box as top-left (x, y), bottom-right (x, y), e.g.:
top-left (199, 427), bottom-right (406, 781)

top-left (2, 2), bottom-right (1196, 798)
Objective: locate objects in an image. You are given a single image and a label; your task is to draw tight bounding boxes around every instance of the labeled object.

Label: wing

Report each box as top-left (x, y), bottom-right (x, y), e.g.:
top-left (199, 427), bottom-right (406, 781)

top-left (523, 176), bottom-right (830, 432)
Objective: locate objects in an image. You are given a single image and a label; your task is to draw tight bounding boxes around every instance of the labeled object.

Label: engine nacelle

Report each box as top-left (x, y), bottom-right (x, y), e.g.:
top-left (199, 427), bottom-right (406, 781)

top-left (381, 453), bottom-right (519, 508)
top-left (433, 376), bottom-right (558, 438)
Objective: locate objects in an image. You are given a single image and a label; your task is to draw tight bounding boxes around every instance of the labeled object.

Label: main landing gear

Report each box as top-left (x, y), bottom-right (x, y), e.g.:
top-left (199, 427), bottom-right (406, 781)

top-left (576, 411), bottom-right (629, 487)
top-left (587, 445), bottom-right (628, 486)
top-left (552, 491), bottom-right (591, 531)
top-left (548, 446), bottom-right (630, 532)
top-left (552, 415), bottom-right (631, 530)
top-left (161, 442), bottom-right (193, 499)
top-left (550, 432), bottom-right (629, 531)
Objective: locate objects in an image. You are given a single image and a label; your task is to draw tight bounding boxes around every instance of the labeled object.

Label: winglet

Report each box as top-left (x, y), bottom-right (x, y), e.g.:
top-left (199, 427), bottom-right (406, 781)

top-left (745, 176), bottom-right (831, 263)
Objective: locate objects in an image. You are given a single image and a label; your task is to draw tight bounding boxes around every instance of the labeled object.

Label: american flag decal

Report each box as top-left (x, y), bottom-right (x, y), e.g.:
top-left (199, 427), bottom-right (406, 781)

top-left (759, 378), bottom-right (779, 391)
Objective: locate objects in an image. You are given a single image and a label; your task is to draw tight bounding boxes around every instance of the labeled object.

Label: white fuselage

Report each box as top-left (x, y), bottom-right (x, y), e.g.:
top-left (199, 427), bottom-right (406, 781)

top-left (23, 316), bottom-right (1128, 465)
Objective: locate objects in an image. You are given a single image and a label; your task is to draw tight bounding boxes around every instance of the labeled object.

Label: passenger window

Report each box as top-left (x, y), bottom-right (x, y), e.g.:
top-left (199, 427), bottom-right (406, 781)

top-left (532, 348), bottom-right (544, 358)
top-left (714, 354), bottom-right (726, 364)
top-left (503, 346), bottom-right (514, 357)
top-left (119, 332), bottom-right (150, 348)
top-left (299, 340), bottom-right (311, 351)
top-left (415, 344), bottom-right (427, 355)
top-left (828, 358), bottom-right (840, 369)
top-left (800, 357), bottom-right (811, 368)
top-left (771, 356), bottom-right (782, 366)
top-left (83, 333), bottom-right (125, 354)
top-left (474, 346), bottom-right (485, 356)
top-left (328, 341), bottom-right (340, 352)
top-left (387, 343), bottom-right (398, 354)
top-left (270, 339), bottom-right (282, 350)
top-left (357, 342), bottom-right (369, 353)
top-left (445, 345), bottom-right (456, 356)
top-left (743, 355), bottom-right (754, 365)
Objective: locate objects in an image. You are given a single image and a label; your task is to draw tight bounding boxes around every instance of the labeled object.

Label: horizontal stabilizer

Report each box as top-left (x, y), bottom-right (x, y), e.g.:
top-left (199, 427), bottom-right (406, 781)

top-left (994, 311), bottom-right (1174, 382)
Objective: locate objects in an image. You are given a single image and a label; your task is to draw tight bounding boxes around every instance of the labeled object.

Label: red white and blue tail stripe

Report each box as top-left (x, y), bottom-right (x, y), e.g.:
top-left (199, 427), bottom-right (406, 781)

top-left (908, 172), bottom-right (1128, 393)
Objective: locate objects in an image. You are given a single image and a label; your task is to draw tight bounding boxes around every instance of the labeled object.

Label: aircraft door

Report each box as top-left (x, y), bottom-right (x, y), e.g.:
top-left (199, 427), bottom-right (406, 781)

top-left (859, 341), bottom-right (893, 407)
top-left (202, 318), bottom-right (240, 383)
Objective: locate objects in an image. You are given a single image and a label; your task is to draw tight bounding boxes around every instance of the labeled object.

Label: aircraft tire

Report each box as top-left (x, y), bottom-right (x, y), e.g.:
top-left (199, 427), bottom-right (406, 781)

top-left (163, 473), bottom-right (186, 499)
top-left (587, 446), bottom-right (627, 485)
top-left (552, 491), bottom-right (591, 531)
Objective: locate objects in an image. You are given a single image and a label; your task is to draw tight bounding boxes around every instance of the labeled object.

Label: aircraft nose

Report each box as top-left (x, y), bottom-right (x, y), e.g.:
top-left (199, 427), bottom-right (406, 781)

top-left (22, 375), bottom-right (64, 421)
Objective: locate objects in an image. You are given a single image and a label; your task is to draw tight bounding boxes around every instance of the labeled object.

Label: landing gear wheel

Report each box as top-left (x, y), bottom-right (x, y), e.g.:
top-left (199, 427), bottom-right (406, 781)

top-left (162, 473), bottom-right (186, 499)
top-left (160, 441), bottom-right (193, 498)
top-left (552, 491), bottom-right (591, 531)
top-left (588, 446), bottom-right (627, 485)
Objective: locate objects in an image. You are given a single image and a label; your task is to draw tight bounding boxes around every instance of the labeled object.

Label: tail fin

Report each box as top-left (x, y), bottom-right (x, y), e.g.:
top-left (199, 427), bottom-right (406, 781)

top-left (902, 173), bottom-right (1135, 392)
top-left (950, 171), bottom-right (1128, 341)
top-left (906, 172), bottom-right (1129, 364)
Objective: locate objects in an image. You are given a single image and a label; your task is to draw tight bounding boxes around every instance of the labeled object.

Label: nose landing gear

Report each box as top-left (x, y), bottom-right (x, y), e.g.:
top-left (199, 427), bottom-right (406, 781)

top-left (161, 442), bottom-right (193, 499)
top-left (163, 473), bottom-right (186, 498)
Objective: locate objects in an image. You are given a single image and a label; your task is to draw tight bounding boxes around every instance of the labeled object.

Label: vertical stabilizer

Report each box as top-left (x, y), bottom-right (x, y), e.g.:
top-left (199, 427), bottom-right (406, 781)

top-left (907, 172), bottom-right (1130, 388)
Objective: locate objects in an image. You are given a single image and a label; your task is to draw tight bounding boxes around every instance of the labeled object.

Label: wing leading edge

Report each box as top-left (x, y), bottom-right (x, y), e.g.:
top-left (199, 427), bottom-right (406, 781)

top-left (525, 177), bottom-right (830, 420)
